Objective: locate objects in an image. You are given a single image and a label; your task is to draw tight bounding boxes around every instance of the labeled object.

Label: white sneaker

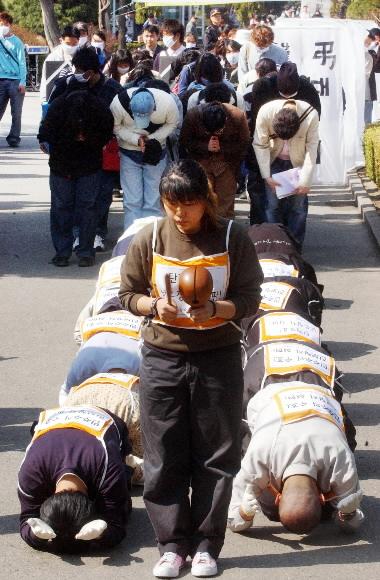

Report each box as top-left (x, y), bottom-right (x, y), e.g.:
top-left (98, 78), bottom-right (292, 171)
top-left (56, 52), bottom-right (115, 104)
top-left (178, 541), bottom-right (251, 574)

top-left (153, 552), bottom-right (185, 578)
top-left (72, 237), bottom-right (79, 250)
top-left (94, 234), bottom-right (105, 251)
top-left (191, 552), bottom-right (217, 577)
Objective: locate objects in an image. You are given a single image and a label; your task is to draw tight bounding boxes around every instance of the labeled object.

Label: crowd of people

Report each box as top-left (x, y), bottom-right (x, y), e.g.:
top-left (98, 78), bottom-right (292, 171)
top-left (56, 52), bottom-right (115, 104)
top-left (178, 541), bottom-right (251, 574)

top-left (29, 7), bottom-right (327, 267)
top-left (0, 6), bottom-right (371, 579)
top-left (17, 213), bottom-right (364, 577)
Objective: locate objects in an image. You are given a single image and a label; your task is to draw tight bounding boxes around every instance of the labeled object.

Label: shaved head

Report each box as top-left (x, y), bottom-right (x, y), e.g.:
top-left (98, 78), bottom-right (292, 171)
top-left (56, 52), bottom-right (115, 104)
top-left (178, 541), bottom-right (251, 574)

top-left (279, 475), bottom-right (321, 534)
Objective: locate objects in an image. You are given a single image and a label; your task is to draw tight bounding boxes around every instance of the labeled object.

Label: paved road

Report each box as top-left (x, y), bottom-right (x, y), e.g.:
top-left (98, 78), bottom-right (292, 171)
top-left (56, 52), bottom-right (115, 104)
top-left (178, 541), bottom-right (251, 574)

top-left (1, 95), bottom-right (380, 579)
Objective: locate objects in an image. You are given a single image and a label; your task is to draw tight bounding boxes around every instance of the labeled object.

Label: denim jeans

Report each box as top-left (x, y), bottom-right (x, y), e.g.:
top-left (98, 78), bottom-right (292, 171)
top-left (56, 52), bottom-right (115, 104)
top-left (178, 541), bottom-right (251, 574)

top-left (96, 170), bottom-right (118, 238)
top-left (247, 167), bottom-right (266, 225)
top-left (364, 100), bottom-right (373, 125)
top-left (120, 153), bottom-right (165, 231)
top-left (0, 79), bottom-right (25, 144)
top-left (73, 170), bottom-right (117, 240)
top-left (50, 171), bottom-right (101, 258)
top-left (264, 158), bottom-right (308, 246)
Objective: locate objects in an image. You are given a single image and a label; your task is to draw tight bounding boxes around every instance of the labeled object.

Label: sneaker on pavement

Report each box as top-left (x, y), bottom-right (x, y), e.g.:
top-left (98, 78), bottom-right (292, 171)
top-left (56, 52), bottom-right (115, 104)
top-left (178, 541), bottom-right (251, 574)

top-left (153, 552), bottom-right (185, 578)
top-left (78, 256), bottom-right (95, 267)
top-left (94, 234), bottom-right (105, 251)
top-left (191, 552), bottom-right (217, 577)
top-left (72, 237), bottom-right (79, 250)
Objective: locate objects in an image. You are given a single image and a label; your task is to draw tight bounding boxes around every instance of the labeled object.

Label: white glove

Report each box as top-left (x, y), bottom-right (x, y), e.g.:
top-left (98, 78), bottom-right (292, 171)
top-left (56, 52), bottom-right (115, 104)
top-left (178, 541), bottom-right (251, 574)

top-left (227, 512), bottom-right (254, 533)
top-left (125, 454), bottom-right (144, 469)
top-left (27, 518), bottom-right (56, 540)
top-left (334, 509), bottom-right (365, 533)
top-left (335, 490), bottom-right (363, 514)
top-left (241, 484), bottom-right (261, 519)
top-left (75, 519), bottom-right (107, 541)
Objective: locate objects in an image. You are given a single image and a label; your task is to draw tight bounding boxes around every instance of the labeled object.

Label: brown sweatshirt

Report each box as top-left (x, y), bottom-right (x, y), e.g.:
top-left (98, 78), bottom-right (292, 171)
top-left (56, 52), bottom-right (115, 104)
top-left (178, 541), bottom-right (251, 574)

top-left (119, 217), bottom-right (263, 352)
top-left (179, 103), bottom-right (251, 172)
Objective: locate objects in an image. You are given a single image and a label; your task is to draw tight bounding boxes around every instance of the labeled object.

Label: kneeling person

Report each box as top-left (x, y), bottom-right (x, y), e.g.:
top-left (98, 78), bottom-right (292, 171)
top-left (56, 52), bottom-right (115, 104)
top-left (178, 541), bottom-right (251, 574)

top-left (228, 382), bottom-right (364, 535)
top-left (18, 405), bottom-right (131, 552)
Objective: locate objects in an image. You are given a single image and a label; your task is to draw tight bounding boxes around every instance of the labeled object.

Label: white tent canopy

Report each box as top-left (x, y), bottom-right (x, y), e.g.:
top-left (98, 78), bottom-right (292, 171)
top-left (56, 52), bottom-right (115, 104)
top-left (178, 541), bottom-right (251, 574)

top-left (135, 1), bottom-right (283, 6)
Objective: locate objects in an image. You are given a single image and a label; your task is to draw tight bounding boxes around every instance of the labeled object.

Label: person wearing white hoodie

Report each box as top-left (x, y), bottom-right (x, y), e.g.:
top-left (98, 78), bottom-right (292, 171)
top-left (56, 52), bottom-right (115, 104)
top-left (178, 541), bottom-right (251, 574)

top-left (110, 86), bottom-right (179, 229)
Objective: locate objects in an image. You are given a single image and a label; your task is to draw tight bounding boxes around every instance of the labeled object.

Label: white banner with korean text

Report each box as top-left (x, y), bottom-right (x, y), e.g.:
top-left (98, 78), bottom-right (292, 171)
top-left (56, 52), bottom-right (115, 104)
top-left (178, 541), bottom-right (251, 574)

top-left (275, 19), bottom-right (376, 185)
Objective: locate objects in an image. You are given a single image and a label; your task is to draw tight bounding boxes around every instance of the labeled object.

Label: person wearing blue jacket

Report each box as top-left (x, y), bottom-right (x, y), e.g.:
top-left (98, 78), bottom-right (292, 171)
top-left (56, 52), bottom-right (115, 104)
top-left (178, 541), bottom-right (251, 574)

top-left (0, 11), bottom-right (26, 147)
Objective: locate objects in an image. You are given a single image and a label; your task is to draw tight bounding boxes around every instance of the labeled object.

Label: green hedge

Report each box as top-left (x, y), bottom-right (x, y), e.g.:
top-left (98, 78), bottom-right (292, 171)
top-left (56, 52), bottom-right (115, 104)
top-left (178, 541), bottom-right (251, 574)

top-left (364, 123), bottom-right (380, 187)
top-left (347, 0), bottom-right (380, 19)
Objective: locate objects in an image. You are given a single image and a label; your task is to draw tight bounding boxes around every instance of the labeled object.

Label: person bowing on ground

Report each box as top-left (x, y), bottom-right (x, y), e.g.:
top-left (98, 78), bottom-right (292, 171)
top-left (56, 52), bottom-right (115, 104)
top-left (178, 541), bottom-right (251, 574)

top-left (18, 406), bottom-right (132, 553)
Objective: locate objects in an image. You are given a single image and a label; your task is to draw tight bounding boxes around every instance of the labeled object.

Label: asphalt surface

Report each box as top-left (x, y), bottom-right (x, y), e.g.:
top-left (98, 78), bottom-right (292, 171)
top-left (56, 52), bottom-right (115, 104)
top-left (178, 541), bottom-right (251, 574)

top-left (1, 94), bottom-right (380, 579)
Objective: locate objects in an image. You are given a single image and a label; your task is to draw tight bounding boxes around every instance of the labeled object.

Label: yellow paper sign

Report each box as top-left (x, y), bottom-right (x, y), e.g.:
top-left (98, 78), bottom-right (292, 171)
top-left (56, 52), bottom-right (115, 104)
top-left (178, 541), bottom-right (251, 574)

top-left (273, 383), bottom-right (344, 430)
top-left (259, 259), bottom-right (299, 279)
top-left (259, 312), bottom-right (320, 345)
top-left (260, 281), bottom-right (294, 311)
top-left (81, 310), bottom-right (143, 341)
top-left (264, 342), bottom-right (335, 387)
top-left (33, 406), bottom-right (113, 440)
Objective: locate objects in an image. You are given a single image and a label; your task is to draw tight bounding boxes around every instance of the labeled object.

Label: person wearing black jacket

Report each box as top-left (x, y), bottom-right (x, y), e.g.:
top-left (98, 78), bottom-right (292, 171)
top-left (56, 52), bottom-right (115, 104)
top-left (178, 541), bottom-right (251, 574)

top-left (203, 8), bottom-right (223, 50)
top-left (248, 62), bottom-right (321, 131)
top-left (47, 48), bottom-right (122, 252)
top-left (38, 89), bottom-right (114, 267)
top-left (245, 62), bottom-right (321, 228)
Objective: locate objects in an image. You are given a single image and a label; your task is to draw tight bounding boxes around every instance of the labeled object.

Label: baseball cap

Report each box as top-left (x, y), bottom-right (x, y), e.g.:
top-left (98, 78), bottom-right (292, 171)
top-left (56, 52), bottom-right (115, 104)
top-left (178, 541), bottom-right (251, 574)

top-left (130, 89), bottom-right (155, 129)
top-left (210, 8), bottom-right (221, 16)
top-left (368, 28), bottom-right (380, 39)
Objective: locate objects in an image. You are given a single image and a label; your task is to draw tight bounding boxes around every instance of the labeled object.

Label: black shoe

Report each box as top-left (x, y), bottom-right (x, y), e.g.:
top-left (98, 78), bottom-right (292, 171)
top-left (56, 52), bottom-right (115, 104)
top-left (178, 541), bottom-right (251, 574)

top-left (78, 256), bottom-right (95, 267)
top-left (7, 139), bottom-right (20, 148)
top-left (50, 256), bottom-right (69, 267)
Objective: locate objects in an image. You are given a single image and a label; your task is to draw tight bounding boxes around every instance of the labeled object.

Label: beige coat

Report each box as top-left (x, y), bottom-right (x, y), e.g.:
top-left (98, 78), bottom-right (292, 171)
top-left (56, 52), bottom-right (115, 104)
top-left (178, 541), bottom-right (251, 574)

top-left (253, 99), bottom-right (320, 187)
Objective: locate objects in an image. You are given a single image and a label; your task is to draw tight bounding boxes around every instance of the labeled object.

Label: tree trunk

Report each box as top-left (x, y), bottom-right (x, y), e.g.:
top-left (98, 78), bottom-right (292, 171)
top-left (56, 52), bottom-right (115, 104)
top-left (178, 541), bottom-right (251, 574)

top-left (98, 0), bottom-right (111, 30)
top-left (338, 1), bottom-right (350, 19)
top-left (39, 0), bottom-right (60, 50)
top-left (118, 1), bottom-right (126, 50)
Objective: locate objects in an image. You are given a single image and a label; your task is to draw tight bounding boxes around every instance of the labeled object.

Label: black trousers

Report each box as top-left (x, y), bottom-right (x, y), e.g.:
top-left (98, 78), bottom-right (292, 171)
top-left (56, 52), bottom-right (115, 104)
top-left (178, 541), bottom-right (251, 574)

top-left (139, 342), bottom-right (244, 559)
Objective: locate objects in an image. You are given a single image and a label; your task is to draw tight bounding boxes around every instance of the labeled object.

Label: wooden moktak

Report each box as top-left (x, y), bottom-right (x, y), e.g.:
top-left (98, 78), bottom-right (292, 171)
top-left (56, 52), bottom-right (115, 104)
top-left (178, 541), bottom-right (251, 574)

top-left (178, 266), bottom-right (214, 308)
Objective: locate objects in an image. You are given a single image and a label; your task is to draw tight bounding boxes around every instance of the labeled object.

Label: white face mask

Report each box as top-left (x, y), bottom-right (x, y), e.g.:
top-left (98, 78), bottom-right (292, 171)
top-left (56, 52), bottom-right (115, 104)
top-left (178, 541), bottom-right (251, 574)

top-left (117, 66), bottom-right (129, 74)
top-left (73, 72), bottom-right (89, 83)
top-left (257, 47), bottom-right (269, 56)
top-left (62, 43), bottom-right (78, 57)
top-left (185, 42), bottom-right (197, 49)
top-left (226, 52), bottom-right (239, 66)
top-left (368, 41), bottom-right (378, 51)
top-left (162, 35), bottom-right (175, 49)
top-left (91, 41), bottom-right (105, 51)
top-left (0, 25), bottom-right (10, 37)
top-left (78, 36), bottom-right (88, 47)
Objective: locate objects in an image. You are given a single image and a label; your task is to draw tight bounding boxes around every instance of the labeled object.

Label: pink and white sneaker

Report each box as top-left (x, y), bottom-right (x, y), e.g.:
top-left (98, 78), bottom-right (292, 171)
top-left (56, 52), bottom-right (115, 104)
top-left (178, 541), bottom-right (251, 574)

top-left (153, 552), bottom-right (185, 578)
top-left (191, 552), bottom-right (218, 577)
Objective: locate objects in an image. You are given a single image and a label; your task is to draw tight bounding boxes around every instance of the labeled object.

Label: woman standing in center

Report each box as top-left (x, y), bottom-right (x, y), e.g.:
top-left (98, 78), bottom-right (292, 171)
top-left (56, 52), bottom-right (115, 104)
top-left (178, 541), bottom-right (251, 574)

top-left (119, 160), bottom-right (262, 578)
